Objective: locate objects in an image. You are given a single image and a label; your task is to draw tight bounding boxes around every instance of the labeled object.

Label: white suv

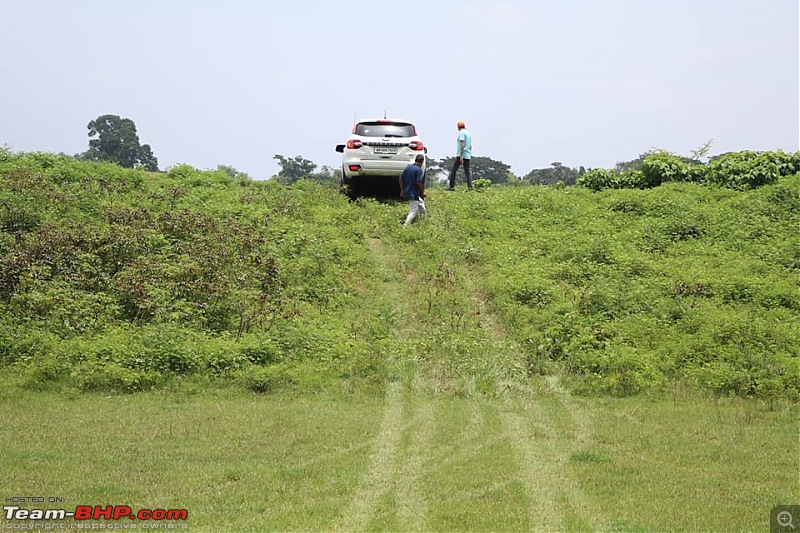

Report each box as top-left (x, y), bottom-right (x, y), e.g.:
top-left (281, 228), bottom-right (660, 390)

top-left (335, 118), bottom-right (426, 195)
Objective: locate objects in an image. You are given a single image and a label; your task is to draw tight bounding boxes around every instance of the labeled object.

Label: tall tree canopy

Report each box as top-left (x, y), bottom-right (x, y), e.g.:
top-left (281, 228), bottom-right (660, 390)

top-left (81, 114), bottom-right (159, 171)
top-left (273, 154), bottom-right (317, 185)
top-left (438, 156), bottom-right (512, 184)
top-left (524, 162), bottom-right (584, 186)
top-left (273, 154), bottom-right (340, 187)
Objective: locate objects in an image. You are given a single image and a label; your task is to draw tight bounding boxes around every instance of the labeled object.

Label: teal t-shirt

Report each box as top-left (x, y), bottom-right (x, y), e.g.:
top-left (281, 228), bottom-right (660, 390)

top-left (457, 129), bottom-right (472, 159)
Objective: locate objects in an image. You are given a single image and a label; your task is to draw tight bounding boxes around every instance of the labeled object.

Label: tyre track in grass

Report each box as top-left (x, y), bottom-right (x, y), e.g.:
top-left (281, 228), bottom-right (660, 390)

top-left (334, 381), bottom-right (404, 532)
top-left (479, 310), bottom-right (596, 532)
top-left (500, 397), bottom-right (597, 532)
top-left (335, 237), bottom-right (432, 531)
top-left (336, 388), bottom-right (435, 532)
top-left (395, 400), bottom-right (435, 531)
top-left (471, 273), bottom-right (601, 530)
top-left (427, 399), bottom-right (504, 470)
top-left (502, 406), bottom-right (560, 529)
top-left (351, 234), bottom-right (601, 530)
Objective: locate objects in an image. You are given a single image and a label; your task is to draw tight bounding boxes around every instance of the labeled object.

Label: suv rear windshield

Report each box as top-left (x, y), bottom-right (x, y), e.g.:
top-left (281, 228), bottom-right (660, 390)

top-left (354, 122), bottom-right (416, 138)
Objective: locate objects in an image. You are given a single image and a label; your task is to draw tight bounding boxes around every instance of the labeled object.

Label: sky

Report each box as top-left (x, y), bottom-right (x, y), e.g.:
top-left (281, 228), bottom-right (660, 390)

top-left (1, 0), bottom-right (798, 179)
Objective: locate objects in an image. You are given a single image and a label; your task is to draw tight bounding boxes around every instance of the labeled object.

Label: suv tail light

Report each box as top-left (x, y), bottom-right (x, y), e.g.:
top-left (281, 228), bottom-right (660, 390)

top-left (408, 141), bottom-right (424, 151)
top-left (348, 164), bottom-right (362, 172)
top-left (346, 139), bottom-right (363, 149)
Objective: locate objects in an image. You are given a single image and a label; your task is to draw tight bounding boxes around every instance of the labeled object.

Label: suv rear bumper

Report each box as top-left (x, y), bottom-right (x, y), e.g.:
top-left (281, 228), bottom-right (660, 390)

top-left (343, 159), bottom-right (425, 179)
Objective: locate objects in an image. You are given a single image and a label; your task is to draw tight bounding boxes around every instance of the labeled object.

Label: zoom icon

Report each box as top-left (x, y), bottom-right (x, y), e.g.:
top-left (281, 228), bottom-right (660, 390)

top-left (772, 505), bottom-right (800, 533)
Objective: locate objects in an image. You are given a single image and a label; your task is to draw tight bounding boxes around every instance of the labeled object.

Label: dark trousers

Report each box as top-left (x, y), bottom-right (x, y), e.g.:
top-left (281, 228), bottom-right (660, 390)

top-left (448, 157), bottom-right (472, 189)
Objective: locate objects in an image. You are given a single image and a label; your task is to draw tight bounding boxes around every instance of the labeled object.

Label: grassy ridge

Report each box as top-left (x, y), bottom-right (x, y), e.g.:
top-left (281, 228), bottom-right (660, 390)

top-left (0, 151), bottom-right (797, 531)
top-left (409, 182), bottom-right (799, 399)
top-left (0, 150), bottom-right (798, 400)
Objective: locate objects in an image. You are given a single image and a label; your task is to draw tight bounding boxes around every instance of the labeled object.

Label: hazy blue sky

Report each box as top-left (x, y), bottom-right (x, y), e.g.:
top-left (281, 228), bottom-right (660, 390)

top-left (1, 0), bottom-right (797, 179)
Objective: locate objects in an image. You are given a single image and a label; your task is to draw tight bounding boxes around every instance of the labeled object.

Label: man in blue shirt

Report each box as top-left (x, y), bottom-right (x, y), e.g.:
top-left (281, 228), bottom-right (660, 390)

top-left (400, 154), bottom-right (427, 226)
top-left (446, 120), bottom-right (473, 190)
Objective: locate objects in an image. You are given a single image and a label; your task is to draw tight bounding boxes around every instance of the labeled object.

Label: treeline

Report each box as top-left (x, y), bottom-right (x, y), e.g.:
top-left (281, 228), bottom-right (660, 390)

top-left (63, 113), bottom-right (799, 192)
top-left (272, 149), bottom-right (800, 192)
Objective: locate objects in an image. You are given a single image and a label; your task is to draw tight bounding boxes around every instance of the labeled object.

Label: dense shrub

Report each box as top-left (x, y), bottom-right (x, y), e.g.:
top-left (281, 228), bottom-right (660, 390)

top-left (0, 155), bottom-right (375, 392)
top-left (641, 154), bottom-right (704, 186)
top-left (419, 177), bottom-right (799, 400)
top-left (473, 178), bottom-right (492, 190)
top-left (1, 151), bottom-right (797, 400)
top-left (705, 151), bottom-right (797, 190)
top-left (576, 168), bottom-right (616, 191)
top-left (578, 150), bottom-right (799, 191)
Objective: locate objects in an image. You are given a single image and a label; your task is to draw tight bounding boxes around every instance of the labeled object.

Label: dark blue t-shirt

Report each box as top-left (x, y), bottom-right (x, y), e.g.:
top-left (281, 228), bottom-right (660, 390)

top-left (401, 164), bottom-right (423, 200)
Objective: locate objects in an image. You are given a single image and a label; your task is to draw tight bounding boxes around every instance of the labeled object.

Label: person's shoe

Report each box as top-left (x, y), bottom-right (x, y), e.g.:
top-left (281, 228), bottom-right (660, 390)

top-left (445, 187), bottom-right (455, 191)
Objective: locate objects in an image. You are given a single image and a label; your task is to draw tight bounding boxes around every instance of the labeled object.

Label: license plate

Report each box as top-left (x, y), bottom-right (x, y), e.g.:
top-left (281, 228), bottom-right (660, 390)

top-left (374, 147), bottom-right (397, 154)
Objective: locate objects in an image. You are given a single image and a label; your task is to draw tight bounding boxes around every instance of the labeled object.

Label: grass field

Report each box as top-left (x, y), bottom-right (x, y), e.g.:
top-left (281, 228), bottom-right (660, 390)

top-left (1, 158), bottom-right (798, 531)
top-left (2, 221), bottom-right (798, 532)
top-left (0, 386), bottom-right (795, 531)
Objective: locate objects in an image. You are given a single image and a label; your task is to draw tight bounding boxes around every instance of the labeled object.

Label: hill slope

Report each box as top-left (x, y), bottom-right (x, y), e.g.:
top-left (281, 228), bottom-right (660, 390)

top-left (0, 151), bottom-right (798, 400)
top-left (0, 152), bottom-right (797, 531)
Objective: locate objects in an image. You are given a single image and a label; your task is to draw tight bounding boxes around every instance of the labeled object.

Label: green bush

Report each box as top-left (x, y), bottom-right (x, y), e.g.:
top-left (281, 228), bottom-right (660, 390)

top-left (568, 347), bottom-right (666, 397)
top-left (0, 327), bottom-right (57, 366)
top-left (21, 356), bottom-right (70, 391)
top-left (641, 154), bottom-right (704, 186)
top-left (614, 169), bottom-right (648, 189)
top-left (1, 151), bottom-right (797, 400)
top-left (577, 168), bottom-right (615, 191)
top-left (74, 362), bottom-right (163, 393)
top-left (238, 364), bottom-right (296, 394)
top-left (706, 151), bottom-right (783, 190)
top-left (578, 150), bottom-right (799, 191)
top-left (473, 178), bottom-right (492, 190)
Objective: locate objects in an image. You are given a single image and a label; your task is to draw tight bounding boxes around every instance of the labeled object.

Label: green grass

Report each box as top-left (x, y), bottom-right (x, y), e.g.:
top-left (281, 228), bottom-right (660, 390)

top-left (1, 155), bottom-right (798, 531)
top-left (2, 158), bottom-right (798, 400)
top-left (0, 387), bottom-right (794, 531)
top-left (0, 389), bottom-right (380, 531)
top-left (581, 394), bottom-right (798, 532)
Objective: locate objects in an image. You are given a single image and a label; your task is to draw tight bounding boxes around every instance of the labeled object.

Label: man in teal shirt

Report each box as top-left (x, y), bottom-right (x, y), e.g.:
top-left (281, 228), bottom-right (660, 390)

top-left (446, 120), bottom-right (472, 190)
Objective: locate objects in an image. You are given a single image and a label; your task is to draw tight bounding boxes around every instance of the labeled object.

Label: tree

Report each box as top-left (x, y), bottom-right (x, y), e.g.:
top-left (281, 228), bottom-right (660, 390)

top-left (523, 162), bottom-right (582, 186)
top-left (690, 139), bottom-right (714, 162)
top-left (137, 144), bottom-right (159, 172)
top-left (217, 165), bottom-right (252, 182)
top-left (310, 165), bottom-right (341, 188)
top-left (273, 154), bottom-right (317, 185)
top-left (437, 155), bottom-right (512, 185)
top-left (80, 114), bottom-right (159, 170)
